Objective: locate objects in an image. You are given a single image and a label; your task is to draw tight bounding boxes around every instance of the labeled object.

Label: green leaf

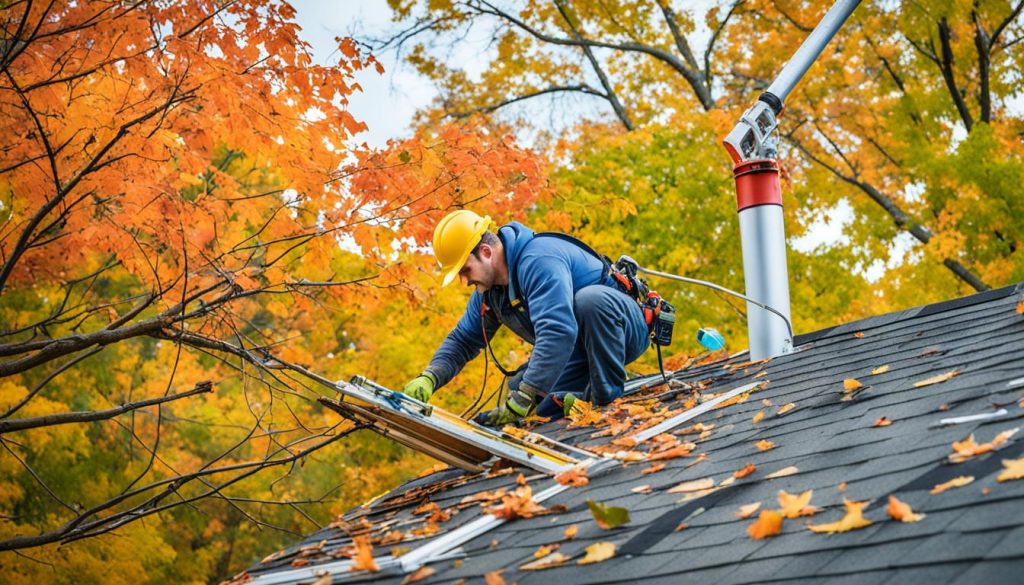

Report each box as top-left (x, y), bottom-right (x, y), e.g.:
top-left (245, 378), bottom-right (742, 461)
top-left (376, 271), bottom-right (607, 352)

top-left (587, 499), bottom-right (630, 529)
top-left (398, 150), bottom-right (411, 163)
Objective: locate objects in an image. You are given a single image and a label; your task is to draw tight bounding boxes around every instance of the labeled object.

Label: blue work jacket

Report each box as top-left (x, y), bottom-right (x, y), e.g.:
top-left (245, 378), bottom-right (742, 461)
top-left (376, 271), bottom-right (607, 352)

top-left (425, 222), bottom-right (623, 392)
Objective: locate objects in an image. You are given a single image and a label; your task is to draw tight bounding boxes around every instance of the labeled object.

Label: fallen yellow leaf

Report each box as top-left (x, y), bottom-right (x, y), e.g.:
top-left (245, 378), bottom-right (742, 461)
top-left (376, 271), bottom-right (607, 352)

top-left (734, 463), bottom-right (757, 478)
top-left (913, 370), bottom-right (960, 388)
top-left (736, 502), bottom-right (762, 519)
top-left (887, 495), bottom-right (925, 523)
top-left (778, 490), bottom-right (818, 518)
top-left (667, 477), bottom-right (715, 493)
top-left (577, 542), bottom-right (616, 565)
top-left (752, 411), bottom-right (765, 424)
top-left (756, 439), bottom-right (776, 451)
top-left (853, 331), bottom-right (865, 338)
top-left (631, 484), bottom-right (653, 494)
top-left (563, 524), bottom-right (578, 539)
top-left (762, 398), bottom-right (773, 407)
top-left (747, 510), bottom-right (783, 539)
top-left (871, 365), bottom-right (890, 375)
top-left (873, 417), bottom-right (892, 427)
top-left (997, 458), bottom-right (1024, 482)
top-left (807, 499), bottom-right (873, 533)
top-left (766, 466), bottom-right (799, 479)
top-left (930, 476), bottom-right (975, 494)
top-left (843, 379), bottom-right (864, 392)
top-left (520, 552), bottom-right (569, 571)
top-left (777, 403), bottom-right (796, 415)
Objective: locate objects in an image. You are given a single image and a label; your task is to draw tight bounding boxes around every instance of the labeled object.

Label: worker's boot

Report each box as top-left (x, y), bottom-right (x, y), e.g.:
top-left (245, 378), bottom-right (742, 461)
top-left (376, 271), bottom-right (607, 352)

top-left (473, 388), bottom-right (535, 427)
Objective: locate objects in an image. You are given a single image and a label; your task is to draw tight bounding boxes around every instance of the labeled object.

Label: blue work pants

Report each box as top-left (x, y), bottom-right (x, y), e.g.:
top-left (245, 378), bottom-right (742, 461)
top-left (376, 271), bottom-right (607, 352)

top-left (535, 285), bottom-right (650, 417)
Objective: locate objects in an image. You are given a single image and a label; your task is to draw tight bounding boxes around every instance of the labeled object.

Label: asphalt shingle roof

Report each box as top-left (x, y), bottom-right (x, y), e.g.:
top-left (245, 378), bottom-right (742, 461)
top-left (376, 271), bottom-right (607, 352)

top-left (234, 282), bottom-right (1024, 584)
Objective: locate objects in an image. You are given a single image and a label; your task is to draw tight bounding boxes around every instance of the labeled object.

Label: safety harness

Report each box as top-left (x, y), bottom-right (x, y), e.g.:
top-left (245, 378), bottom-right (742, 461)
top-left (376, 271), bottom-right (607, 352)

top-left (481, 231), bottom-right (676, 389)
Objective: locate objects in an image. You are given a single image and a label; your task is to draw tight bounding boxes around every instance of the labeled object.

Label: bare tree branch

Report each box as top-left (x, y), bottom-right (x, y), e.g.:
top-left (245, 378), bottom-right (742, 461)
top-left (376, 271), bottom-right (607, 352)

top-left (554, 0), bottom-right (634, 130)
top-left (0, 382), bottom-right (213, 434)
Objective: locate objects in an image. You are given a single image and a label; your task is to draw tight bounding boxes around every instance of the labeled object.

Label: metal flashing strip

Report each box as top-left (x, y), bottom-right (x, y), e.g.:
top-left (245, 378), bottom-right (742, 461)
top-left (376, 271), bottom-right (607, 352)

top-left (930, 409), bottom-right (1010, 428)
top-left (245, 548), bottom-right (464, 585)
top-left (631, 382), bottom-right (763, 443)
top-left (319, 379), bottom-right (585, 475)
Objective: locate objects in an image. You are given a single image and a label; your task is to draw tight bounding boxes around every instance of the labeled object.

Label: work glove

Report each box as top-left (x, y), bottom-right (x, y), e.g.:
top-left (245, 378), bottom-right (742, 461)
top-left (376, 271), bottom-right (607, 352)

top-left (506, 366), bottom-right (527, 393)
top-left (403, 372), bottom-right (437, 403)
top-left (473, 381), bottom-right (538, 427)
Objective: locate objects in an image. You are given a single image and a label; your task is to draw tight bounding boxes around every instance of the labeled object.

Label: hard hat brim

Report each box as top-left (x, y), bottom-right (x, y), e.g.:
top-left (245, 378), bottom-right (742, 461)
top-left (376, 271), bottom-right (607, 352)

top-left (437, 216), bottom-right (493, 287)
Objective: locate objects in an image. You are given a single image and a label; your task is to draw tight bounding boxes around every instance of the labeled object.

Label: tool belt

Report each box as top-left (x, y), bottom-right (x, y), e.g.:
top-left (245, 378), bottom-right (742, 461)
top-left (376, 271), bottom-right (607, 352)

top-left (612, 256), bottom-right (675, 347)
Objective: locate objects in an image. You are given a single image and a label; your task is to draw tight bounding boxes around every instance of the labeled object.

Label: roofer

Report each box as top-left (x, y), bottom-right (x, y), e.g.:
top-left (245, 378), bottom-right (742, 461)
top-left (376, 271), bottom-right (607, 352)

top-left (400, 209), bottom-right (651, 426)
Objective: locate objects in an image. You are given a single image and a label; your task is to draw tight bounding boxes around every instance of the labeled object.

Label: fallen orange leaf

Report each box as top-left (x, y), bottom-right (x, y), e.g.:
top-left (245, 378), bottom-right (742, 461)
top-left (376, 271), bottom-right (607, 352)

top-left (563, 524), bottom-right (578, 539)
top-left (778, 489), bottom-right (818, 518)
top-left (534, 544), bottom-right (560, 558)
top-left (777, 403), bottom-right (796, 415)
top-left (949, 429), bottom-right (1018, 463)
top-left (747, 510), bottom-right (783, 539)
top-left (853, 331), bottom-right (865, 338)
top-left (752, 411), bottom-right (765, 424)
top-left (734, 463), bottom-right (757, 479)
top-left (484, 570), bottom-right (506, 585)
top-left (612, 450), bottom-right (647, 462)
top-left (873, 417), bottom-right (892, 427)
top-left (736, 502), bottom-right (762, 519)
top-left (887, 495), bottom-right (925, 523)
top-left (674, 521), bottom-right (689, 531)
top-left (807, 499), bottom-right (872, 533)
top-left (930, 476), bottom-right (975, 494)
top-left (837, 482), bottom-right (848, 492)
top-left (350, 534), bottom-right (380, 572)
top-left (648, 443), bottom-right (695, 461)
top-left (577, 542), bottom-right (616, 565)
top-left (631, 484), bottom-right (653, 494)
top-left (765, 466), bottom-right (799, 479)
top-left (486, 485), bottom-right (550, 519)
top-left (913, 370), bottom-right (960, 388)
top-left (1017, 300), bottom-right (1024, 315)
top-left (612, 436), bottom-right (638, 448)
top-left (555, 465), bottom-right (590, 487)
top-left (400, 566), bottom-right (436, 584)
top-left (871, 365), bottom-right (890, 375)
top-left (997, 458), bottom-right (1024, 482)
top-left (641, 463), bottom-right (666, 475)
top-left (762, 398), bottom-right (773, 407)
top-left (843, 379), bottom-right (864, 392)
top-left (755, 439), bottom-right (776, 451)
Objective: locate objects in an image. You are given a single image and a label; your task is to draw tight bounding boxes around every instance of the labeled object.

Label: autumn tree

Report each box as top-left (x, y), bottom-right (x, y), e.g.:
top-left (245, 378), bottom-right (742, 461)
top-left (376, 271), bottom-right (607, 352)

top-left (375, 0), bottom-right (1024, 320)
top-left (0, 1), bottom-right (547, 581)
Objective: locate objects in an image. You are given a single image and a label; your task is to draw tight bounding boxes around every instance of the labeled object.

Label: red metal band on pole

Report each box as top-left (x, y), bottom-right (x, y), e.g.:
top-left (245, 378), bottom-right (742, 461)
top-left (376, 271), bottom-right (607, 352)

top-left (733, 159), bottom-right (783, 211)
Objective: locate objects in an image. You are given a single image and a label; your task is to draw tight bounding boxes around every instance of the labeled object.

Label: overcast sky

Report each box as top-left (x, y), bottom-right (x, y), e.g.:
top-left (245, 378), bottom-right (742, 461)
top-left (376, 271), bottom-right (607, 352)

top-left (292, 1), bottom-right (436, 149)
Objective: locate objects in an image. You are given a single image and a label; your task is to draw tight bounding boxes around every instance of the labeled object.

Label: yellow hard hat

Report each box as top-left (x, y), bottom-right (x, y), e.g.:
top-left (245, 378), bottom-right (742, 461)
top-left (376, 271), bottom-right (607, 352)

top-left (433, 210), bottom-right (494, 286)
